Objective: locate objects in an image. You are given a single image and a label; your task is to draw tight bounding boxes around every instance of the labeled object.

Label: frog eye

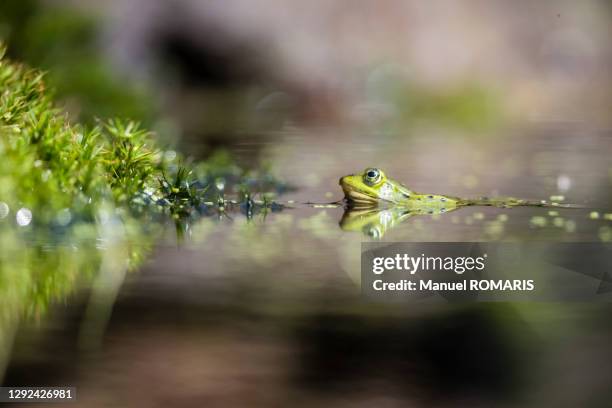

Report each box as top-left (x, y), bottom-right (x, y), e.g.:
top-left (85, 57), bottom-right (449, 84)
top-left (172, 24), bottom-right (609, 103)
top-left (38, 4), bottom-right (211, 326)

top-left (363, 168), bottom-right (382, 185)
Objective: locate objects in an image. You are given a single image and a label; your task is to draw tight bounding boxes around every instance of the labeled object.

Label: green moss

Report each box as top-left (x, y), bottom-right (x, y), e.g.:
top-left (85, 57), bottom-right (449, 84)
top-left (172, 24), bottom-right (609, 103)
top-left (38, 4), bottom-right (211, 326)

top-left (0, 43), bottom-right (292, 377)
top-left (0, 50), bottom-right (167, 373)
top-left (0, 49), bottom-right (165, 223)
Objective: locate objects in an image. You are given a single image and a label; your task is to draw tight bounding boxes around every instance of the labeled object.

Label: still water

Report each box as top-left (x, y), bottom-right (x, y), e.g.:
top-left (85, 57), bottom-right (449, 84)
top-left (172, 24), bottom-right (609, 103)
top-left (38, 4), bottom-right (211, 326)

top-left (2, 123), bottom-right (612, 407)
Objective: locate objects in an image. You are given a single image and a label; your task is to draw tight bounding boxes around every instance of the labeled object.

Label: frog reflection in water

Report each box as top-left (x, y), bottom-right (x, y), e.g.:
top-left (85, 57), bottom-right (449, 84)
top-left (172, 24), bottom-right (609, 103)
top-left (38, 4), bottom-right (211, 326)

top-left (339, 168), bottom-right (570, 238)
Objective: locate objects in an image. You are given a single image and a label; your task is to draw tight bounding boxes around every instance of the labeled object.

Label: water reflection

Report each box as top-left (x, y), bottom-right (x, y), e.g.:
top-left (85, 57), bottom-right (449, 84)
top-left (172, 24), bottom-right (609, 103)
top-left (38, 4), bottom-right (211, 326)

top-left (340, 207), bottom-right (433, 239)
top-left (339, 205), bottom-right (602, 240)
top-left (2, 127), bottom-right (612, 406)
top-left (0, 214), bottom-right (155, 382)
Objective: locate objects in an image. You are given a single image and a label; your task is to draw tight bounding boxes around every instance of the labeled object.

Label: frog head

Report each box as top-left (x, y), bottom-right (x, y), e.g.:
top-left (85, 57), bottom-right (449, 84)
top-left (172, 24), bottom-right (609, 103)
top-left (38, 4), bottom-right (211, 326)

top-left (339, 168), bottom-right (413, 206)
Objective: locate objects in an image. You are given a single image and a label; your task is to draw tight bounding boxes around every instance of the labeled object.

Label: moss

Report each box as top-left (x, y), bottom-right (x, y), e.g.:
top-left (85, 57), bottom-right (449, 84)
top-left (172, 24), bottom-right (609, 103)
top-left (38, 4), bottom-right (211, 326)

top-left (0, 45), bottom-right (294, 364)
top-left (0, 48), bottom-right (165, 223)
top-left (0, 49), bottom-right (171, 371)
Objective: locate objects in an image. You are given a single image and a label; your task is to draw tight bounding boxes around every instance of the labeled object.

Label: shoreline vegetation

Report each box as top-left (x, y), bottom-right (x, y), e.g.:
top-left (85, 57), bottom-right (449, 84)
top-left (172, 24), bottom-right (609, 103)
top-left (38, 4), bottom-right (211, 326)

top-left (0, 46), bottom-right (290, 225)
top-left (0, 48), bottom-right (289, 380)
top-left (0, 48), bottom-right (168, 378)
top-left (0, 46), bottom-right (162, 221)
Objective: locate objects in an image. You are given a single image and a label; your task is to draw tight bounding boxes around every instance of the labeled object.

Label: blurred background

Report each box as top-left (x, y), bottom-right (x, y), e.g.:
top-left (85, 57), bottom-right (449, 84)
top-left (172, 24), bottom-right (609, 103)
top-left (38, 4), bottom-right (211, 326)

top-left (1, 0), bottom-right (612, 406)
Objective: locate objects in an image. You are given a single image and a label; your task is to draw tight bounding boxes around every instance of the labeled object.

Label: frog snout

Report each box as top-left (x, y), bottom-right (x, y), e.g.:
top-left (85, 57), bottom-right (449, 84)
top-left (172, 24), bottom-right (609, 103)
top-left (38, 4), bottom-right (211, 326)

top-left (339, 175), bottom-right (354, 187)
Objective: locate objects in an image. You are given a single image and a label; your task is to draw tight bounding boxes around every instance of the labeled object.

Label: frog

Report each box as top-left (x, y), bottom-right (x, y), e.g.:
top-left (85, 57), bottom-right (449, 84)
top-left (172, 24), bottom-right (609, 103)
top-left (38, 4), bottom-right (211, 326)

top-left (340, 167), bottom-right (557, 210)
